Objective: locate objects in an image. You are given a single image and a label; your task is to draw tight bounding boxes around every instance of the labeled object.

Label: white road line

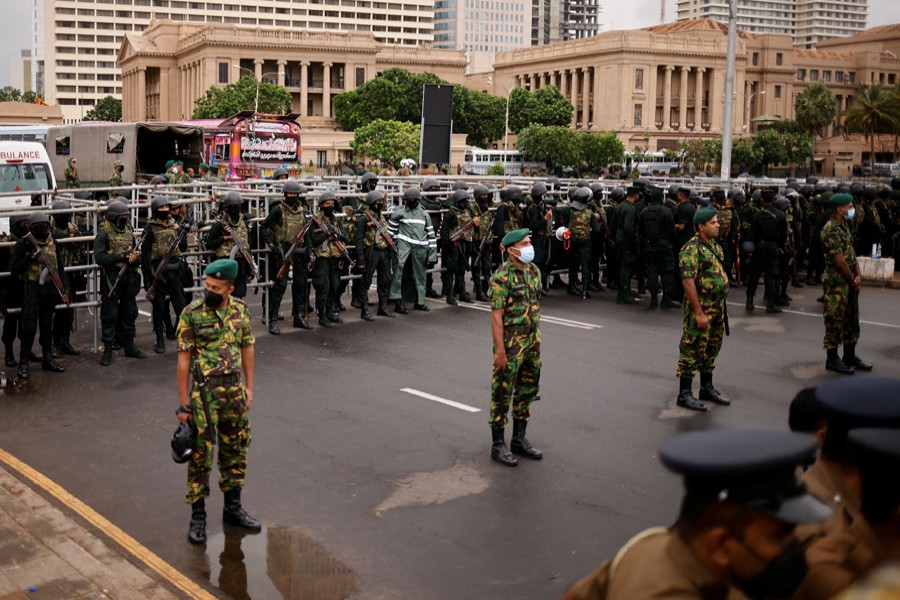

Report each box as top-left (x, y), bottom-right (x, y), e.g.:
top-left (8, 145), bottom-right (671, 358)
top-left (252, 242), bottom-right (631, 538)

top-left (138, 310), bottom-right (152, 317)
top-left (448, 300), bottom-right (602, 330)
top-left (726, 302), bottom-right (900, 329)
top-left (400, 388), bottom-right (481, 413)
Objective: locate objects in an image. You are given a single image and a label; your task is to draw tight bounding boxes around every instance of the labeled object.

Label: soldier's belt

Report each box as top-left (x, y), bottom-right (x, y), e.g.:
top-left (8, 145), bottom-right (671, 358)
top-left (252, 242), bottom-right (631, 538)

top-left (503, 324), bottom-right (537, 335)
top-left (205, 373), bottom-right (241, 386)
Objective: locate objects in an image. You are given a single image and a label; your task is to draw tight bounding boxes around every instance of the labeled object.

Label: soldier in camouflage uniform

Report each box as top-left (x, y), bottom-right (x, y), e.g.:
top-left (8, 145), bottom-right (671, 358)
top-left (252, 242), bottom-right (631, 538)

top-left (94, 200), bottom-right (146, 366)
top-left (567, 187), bottom-right (602, 299)
top-left (711, 188), bottom-right (737, 286)
top-left (820, 193), bottom-right (872, 376)
top-left (206, 192), bottom-right (251, 299)
top-left (526, 182), bottom-right (553, 295)
top-left (174, 161), bottom-right (191, 185)
top-left (356, 190), bottom-right (395, 320)
top-left (109, 160), bottom-right (124, 188)
top-left (141, 196), bottom-right (188, 354)
top-left (176, 258), bottom-right (260, 545)
top-left (493, 186), bottom-right (523, 270)
top-left (440, 189), bottom-right (475, 306)
top-left (309, 192), bottom-right (349, 327)
top-left (470, 185), bottom-right (494, 301)
top-left (676, 207), bottom-right (730, 412)
top-left (63, 157), bottom-right (80, 189)
top-left (488, 228), bottom-right (542, 467)
top-left (49, 200), bottom-right (85, 357)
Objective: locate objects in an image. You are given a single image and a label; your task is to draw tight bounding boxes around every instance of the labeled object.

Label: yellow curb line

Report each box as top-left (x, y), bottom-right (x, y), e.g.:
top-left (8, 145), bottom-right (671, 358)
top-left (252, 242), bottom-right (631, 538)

top-left (0, 447), bottom-right (215, 599)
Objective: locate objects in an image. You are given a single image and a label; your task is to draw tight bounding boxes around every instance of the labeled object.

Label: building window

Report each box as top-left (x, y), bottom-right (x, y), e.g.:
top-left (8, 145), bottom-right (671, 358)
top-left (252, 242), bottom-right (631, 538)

top-left (810, 69), bottom-right (819, 81)
top-left (752, 52), bottom-right (759, 66)
top-left (776, 52), bottom-right (782, 66)
top-left (774, 85), bottom-right (781, 98)
top-left (835, 71), bottom-right (844, 83)
top-left (848, 72), bottom-right (855, 84)
top-left (823, 70), bottom-right (831, 82)
top-left (356, 67), bottom-right (365, 87)
top-left (218, 62), bottom-right (229, 84)
top-left (889, 73), bottom-right (896, 86)
top-left (633, 103), bottom-right (642, 127)
top-left (797, 68), bottom-right (806, 81)
top-left (634, 68), bottom-right (643, 90)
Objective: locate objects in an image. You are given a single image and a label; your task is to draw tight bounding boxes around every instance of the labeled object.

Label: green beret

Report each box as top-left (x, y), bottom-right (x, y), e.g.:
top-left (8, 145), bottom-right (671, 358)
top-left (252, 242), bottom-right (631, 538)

top-left (175, 160), bottom-right (184, 166)
top-left (501, 228), bottom-right (530, 248)
top-left (199, 162), bottom-right (209, 170)
top-left (829, 193), bottom-right (853, 206)
top-left (164, 160), bottom-right (175, 169)
top-left (205, 259), bottom-right (238, 281)
top-left (693, 206), bottom-right (717, 225)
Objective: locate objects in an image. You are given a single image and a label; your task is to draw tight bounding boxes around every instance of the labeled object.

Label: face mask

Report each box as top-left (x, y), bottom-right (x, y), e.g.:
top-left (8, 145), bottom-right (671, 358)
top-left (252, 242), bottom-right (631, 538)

top-left (226, 206), bottom-right (241, 219)
top-left (513, 245), bottom-right (535, 264)
top-left (204, 290), bottom-right (225, 308)
top-left (31, 225), bottom-right (50, 239)
top-left (54, 216), bottom-right (70, 228)
top-left (116, 217), bottom-right (129, 230)
top-left (373, 203), bottom-right (384, 213)
top-left (845, 208), bottom-right (856, 221)
top-left (322, 205), bottom-right (334, 216)
top-left (155, 210), bottom-right (169, 221)
top-left (284, 196), bottom-right (299, 207)
top-left (406, 200), bottom-right (419, 210)
top-left (12, 224), bottom-right (29, 238)
top-left (735, 539), bottom-right (808, 600)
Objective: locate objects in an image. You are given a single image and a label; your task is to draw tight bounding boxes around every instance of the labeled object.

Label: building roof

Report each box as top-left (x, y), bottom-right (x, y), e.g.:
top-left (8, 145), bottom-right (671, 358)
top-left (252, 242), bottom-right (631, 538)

top-left (644, 18), bottom-right (755, 39)
top-left (817, 23), bottom-right (900, 48)
top-left (793, 49), bottom-right (854, 61)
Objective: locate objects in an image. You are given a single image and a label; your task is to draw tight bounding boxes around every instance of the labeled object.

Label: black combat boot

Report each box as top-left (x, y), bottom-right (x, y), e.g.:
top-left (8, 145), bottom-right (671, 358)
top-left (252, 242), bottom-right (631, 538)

top-left (154, 327), bottom-right (165, 354)
top-left (699, 372), bottom-right (731, 406)
top-left (842, 344), bottom-right (873, 372)
top-left (100, 345), bottom-right (113, 367)
top-left (4, 344), bottom-right (16, 368)
top-left (490, 428), bottom-right (517, 467)
top-left (567, 285), bottom-right (582, 297)
top-left (377, 302), bottom-right (395, 318)
top-left (660, 292), bottom-right (678, 309)
top-left (446, 293), bottom-right (458, 306)
top-left (459, 291), bottom-right (474, 304)
top-left (475, 290), bottom-right (489, 302)
top-left (123, 339), bottom-right (147, 359)
top-left (42, 350), bottom-right (65, 373)
top-left (765, 300), bottom-right (783, 314)
top-left (825, 348), bottom-right (855, 375)
top-left (17, 350), bottom-right (29, 380)
top-left (188, 499), bottom-right (207, 545)
top-left (746, 292), bottom-right (755, 311)
top-left (426, 287), bottom-right (441, 299)
top-left (676, 377), bottom-right (707, 412)
top-left (360, 306), bottom-right (374, 322)
top-left (267, 312), bottom-right (281, 335)
top-left (51, 340), bottom-right (62, 358)
top-left (59, 333), bottom-right (80, 356)
top-left (413, 303), bottom-right (430, 312)
top-left (649, 291), bottom-right (659, 308)
top-left (350, 297), bottom-right (363, 309)
top-left (510, 419), bottom-right (543, 460)
top-left (293, 315), bottom-right (313, 330)
top-left (327, 311), bottom-right (345, 325)
top-left (222, 489), bottom-right (262, 531)
top-left (394, 300), bottom-right (409, 315)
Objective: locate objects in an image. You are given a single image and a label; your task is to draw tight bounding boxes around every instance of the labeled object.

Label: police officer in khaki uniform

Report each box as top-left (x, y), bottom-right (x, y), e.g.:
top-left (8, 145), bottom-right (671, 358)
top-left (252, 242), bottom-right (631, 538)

top-left (563, 429), bottom-right (831, 600)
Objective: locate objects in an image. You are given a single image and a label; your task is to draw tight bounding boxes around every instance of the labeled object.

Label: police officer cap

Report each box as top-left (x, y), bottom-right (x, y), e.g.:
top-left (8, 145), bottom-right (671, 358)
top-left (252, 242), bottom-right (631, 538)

top-left (29, 211), bottom-right (50, 225)
top-left (52, 200), bottom-right (71, 211)
top-left (850, 428), bottom-right (900, 467)
top-left (318, 191), bottom-right (336, 205)
top-left (610, 187), bottom-right (626, 202)
top-left (164, 159), bottom-right (175, 169)
top-left (423, 179), bottom-right (440, 191)
top-left (506, 186), bottom-right (523, 201)
top-left (106, 200), bottom-right (129, 218)
top-left (531, 182), bottom-right (547, 197)
top-left (205, 258), bottom-right (239, 281)
top-left (222, 191), bottom-right (243, 207)
top-left (774, 197), bottom-right (790, 212)
top-left (171, 422), bottom-right (195, 464)
top-left (816, 378), bottom-right (900, 429)
top-left (283, 180), bottom-right (306, 195)
top-left (150, 196), bottom-right (171, 210)
top-left (501, 228), bottom-right (530, 248)
top-left (361, 171), bottom-right (378, 185)
top-left (693, 206), bottom-right (717, 225)
top-left (403, 187), bottom-right (422, 201)
top-left (452, 180), bottom-right (468, 191)
top-left (829, 193), bottom-right (853, 206)
top-left (660, 429), bottom-right (831, 524)
top-left (366, 190), bottom-right (385, 205)
top-left (474, 184), bottom-right (491, 198)
top-left (848, 428), bottom-right (900, 509)
top-left (272, 168), bottom-right (289, 179)
top-left (10, 214), bottom-right (29, 227)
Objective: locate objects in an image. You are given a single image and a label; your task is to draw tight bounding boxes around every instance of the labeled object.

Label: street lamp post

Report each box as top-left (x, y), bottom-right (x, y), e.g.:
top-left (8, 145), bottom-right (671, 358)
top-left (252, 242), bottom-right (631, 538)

top-left (233, 65), bottom-right (284, 114)
top-left (487, 75), bottom-right (512, 173)
top-left (744, 89), bottom-right (766, 133)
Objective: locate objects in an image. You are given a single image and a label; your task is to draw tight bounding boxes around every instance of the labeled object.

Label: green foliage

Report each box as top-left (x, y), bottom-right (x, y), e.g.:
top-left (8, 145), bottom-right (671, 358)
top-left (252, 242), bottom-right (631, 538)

top-left (580, 131), bottom-right (625, 168)
top-left (843, 82), bottom-right (900, 161)
top-left (507, 87), bottom-right (531, 133)
top-left (0, 86), bottom-right (38, 103)
top-left (83, 95), bottom-right (122, 121)
top-left (731, 138), bottom-right (761, 171)
top-left (350, 119), bottom-right (420, 166)
top-left (487, 162), bottom-right (506, 176)
top-left (507, 86), bottom-right (573, 133)
top-left (794, 83), bottom-right (838, 138)
top-left (452, 86), bottom-right (506, 146)
top-left (681, 137), bottom-right (722, 169)
top-left (516, 125), bottom-right (581, 168)
top-left (192, 76), bottom-right (292, 119)
top-left (333, 77), bottom-right (401, 130)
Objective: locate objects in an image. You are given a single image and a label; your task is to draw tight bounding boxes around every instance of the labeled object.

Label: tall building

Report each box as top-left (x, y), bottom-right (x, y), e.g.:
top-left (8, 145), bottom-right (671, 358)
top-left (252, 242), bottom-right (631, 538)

top-left (675, 0), bottom-right (867, 48)
top-left (10, 50), bottom-right (33, 93)
top-left (434, 0), bottom-right (530, 73)
top-left (532, 0), bottom-right (601, 46)
top-left (33, 0), bottom-right (436, 123)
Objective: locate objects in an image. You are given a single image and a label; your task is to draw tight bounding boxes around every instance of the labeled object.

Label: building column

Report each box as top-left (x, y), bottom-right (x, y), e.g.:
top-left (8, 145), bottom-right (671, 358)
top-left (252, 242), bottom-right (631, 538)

top-left (678, 66), bottom-right (690, 129)
top-left (300, 61), bottom-right (309, 116)
top-left (137, 67), bottom-right (147, 121)
top-left (179, 66), bottom-right (185, 118)
top-left (323, 62), bottom-right (332, 118)
top-left (694, 67), bottom-right (705, 127)
top-left (254, 58), bottom-right (263, 80)
top-left (278, 59), bottom-right (287, 87)
top-left (569, 69), bottom-right (579, 127)
top-left (560, 69), bottom-right (569, 98)
top-left (159, 67), bottom-right (169, 121)
top-left (540, 72), bottom-right (547, 88)
top-left (593, 67), bottom-right (602, 129)
top-left (663, 65), bottom-right (673, 129)
top-left (581, 67), bottom-right (590, 128)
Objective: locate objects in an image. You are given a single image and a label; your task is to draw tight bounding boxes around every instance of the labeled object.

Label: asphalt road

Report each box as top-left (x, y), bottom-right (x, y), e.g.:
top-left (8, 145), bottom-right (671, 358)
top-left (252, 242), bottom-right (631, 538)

top-left (1, 282), bottom-right (898, 599)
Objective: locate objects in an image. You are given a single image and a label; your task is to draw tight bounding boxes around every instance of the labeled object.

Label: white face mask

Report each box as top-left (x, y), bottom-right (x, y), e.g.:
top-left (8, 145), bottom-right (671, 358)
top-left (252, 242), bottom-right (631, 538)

top-left (513, 245), bottom-right (535, 264)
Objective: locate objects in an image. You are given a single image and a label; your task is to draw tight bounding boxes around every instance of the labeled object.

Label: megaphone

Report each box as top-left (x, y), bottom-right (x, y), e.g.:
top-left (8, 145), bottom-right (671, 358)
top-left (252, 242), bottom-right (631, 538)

top-left (555, 226), bottom-right (570, 241)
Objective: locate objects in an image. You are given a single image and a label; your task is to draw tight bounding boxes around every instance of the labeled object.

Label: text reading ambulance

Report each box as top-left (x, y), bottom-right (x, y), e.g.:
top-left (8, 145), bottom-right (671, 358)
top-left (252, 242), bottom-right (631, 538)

top-left (0, 141), bottom-right (56, 232)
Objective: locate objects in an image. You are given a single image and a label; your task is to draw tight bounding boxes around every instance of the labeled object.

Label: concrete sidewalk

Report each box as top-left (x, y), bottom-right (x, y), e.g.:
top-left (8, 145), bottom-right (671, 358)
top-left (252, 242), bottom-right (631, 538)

top-left (0, 461), bottom-right (198, 600)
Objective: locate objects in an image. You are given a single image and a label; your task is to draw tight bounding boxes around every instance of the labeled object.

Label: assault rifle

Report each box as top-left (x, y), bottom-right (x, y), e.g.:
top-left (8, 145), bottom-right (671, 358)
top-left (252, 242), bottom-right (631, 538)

top-left (473, 215), bottom-right (496, 267)
top-left (310, 215), bottom-right (355, 268)
top-left (449, 220), bottom-right (475, 244)
top-left (24, 232), bottom-right (70, 304)
top-left (145, 219), bottom-right (193, 302)
top-left (360, 209), bottom-right (397, 254)
top-left (275, 218), bottom-right (315, 281)
top-left (108, 227), bottom-right (149, 298)
top-left (219, 217), bottom-right (259, 281)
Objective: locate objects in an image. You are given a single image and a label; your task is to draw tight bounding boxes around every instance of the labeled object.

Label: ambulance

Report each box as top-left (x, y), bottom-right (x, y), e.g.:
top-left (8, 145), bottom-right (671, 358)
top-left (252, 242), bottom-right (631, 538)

top-left (0, 141), bottom-right (56, 232)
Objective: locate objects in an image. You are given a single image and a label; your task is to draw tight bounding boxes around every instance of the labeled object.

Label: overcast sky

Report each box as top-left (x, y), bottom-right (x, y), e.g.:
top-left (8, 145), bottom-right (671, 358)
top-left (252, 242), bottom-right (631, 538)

top-left (1, 0), bottom-right (899, 87)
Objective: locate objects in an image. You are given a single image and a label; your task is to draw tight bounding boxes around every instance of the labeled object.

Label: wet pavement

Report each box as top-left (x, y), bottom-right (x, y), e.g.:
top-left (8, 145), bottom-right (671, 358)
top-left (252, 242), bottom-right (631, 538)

top-left (1, 283), bottom-right (899, 599)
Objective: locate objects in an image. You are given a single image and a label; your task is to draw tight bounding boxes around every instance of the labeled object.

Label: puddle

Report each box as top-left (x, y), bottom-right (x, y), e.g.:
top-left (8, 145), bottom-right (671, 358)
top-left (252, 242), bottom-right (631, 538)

top-left (200, 526), bottom-right (358, 600)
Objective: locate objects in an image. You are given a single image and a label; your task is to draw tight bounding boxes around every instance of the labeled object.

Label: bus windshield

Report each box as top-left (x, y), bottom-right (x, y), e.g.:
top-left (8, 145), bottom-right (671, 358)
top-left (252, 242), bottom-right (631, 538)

top-left (0, 163), bottom-right (53, 193)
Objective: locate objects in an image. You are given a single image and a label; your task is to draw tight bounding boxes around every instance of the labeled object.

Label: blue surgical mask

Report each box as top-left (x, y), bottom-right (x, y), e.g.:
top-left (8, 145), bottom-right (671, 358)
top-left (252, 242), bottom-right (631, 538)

top-left (515, 245), bottom-right (535, 264)
top-left (845, 208), bottom-right (856, 221)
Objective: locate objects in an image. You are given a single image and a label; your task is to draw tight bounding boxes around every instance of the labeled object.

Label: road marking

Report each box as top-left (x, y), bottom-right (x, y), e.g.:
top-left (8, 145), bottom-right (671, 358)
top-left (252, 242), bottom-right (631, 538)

top-left (0, 448), bottom-right (216, 600)
top-left (726, 302), bottom-right (900, 330)
top-left (139, 310), bottom-right (152, 317)
top-left (400, 388), bottom-right (481, 413)
top-left (446, 300), bottom-right (602, 330)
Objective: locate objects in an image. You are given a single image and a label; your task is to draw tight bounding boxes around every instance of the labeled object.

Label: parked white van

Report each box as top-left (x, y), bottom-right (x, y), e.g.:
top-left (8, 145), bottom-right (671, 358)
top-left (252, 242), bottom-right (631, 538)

top-left (0, 141), bottom-right (56, 232)
top-left (873, 162), bottom-right (900, 177)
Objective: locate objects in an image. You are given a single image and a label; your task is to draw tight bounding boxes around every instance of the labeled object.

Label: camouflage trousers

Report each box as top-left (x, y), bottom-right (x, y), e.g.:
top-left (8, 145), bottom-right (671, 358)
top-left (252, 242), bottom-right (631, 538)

top-left (186, 375), bottom-right (252, 504)
top-left (822, 272), bottom-right (859, 349)
top-left (677, 300), bottom-right (725, 378)
top-left (490, 326), bottom-right (541, 429)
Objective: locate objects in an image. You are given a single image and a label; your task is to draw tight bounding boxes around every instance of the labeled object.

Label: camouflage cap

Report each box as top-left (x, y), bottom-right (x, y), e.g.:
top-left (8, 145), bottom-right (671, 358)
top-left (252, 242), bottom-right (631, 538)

top-left (205, 258), bottom-right (238, 281)
top-left (501, 228), bottom-right (530, 248)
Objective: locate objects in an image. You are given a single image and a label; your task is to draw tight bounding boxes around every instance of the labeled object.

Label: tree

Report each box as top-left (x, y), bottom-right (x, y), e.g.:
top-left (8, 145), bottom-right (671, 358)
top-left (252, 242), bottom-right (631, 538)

top-left (506, 87), bottom-right (531, 133)
top-left (516, 124), bottom-right (581, 168)
top-left (794, 83), bottom-right (838, 139)
top-left (452, 87), bottom-right (505, 146)
top-left (192, 76), bottom-right (292, 119)
top-left (350, 119), bottom-right (420, 166)
top-left (731, 138), bottom-right (761, 173)
top-left (334, 77), bottom-right (402, 130)
top-left (681, 137), bottom-right (722, 172)
top-left (843, 82), bottom-right (900, 167)
top-left (580, 131), bottom-right (625, 169)
top-left (83, 95), bottom-right (122, 121)
top-left (0, 86), bottom-right (38, 104)
top-left (507, 86), bottom-right (573, 133)
top-left (753, 129), bottom-right (789, 176)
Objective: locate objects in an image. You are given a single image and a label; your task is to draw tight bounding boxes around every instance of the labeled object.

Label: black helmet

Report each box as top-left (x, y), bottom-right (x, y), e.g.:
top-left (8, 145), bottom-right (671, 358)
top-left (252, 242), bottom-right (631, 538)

top-left (774, 197), bottom-right (790, 212)
top-left (728, 187), bottom-right (745, 201)
top-left (863, 185), bottom-right (876, 197)
top-left (814, 183), bottom-right (829, 195)
top-left (806, 176), bottom-right (819, 185)
top-left (531, 182), bottom-right (547, 198)
top-left (272, 168), bottom-right (289, 180)
top-left (29, 211), bottom-right (50, 225)
top-left (505, 186), bottom-right (522, 202)
top-left (52, 200), bottom-right (71, 211)
top-left (800, 184), bottom-right (814, 198)
top-left (171, 422), bottom-right (196, 464)
top-left (751, 189), bottom-right (762, 203)
top-left (222, 191), bottom-right (243, 207)
top-left (150, 196), bottom-right (171, 211)
top-left (668, 184), bottom-right (681, 200)
top-left (451, 189), bottom-right (470, 207)
top-left (318, 191), bottom-right (336, 205)
top-left (148, 175), bottom-right (168, 186)
top-left (73, 191), bottom-right (93, 201)
top-left (361, 171), bottom-right (378, 191)
top-left (403, 188), bottom-right (422, 201)
top-left (610, 187), bottom-right (626, 202)
top-left (452, 180), bottom-right (469, 191)
top-left (711, 188), bottom-right (726, 201)
top-left (848, 183), bottom-right (863, 195)
top-left (366, 190), bottom-right (385, 206)
top-left (106, 201), bottom-right (129, 218)
top-left (786, 177), bottom-right (798, 186)
top-left (283, 180), bottom-right (306, 195)
top-left (10, 214), bottom-right (29, 227)
top-left (546, 177), bottom-right (560, 190)
top-left (589, 182), bottom-right (604, 200)
top-left (423, 179), bottom-right (440, 191)
top-left (572, 187), bottom-right (592, 205)
top-left (474, 184), bottom-right (491, 199)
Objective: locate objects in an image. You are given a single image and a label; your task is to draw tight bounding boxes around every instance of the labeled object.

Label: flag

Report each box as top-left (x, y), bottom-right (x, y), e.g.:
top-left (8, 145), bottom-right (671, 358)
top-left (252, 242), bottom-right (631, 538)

top-left (35, 97), bottom-right (49, 106)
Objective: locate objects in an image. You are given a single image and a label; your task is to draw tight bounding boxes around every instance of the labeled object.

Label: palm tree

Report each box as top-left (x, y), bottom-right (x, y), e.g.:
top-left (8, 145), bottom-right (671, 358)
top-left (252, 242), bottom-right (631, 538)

top-left (794, 83), bottom-right (838, 174)
top-left (843, 82), bottom-right (900, 168)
